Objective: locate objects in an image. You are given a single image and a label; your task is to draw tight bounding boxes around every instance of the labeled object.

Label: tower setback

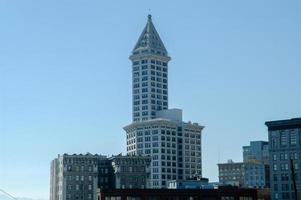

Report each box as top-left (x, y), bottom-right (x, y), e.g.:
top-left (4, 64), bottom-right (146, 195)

top-left (124, 15), bottom-right (204, 188)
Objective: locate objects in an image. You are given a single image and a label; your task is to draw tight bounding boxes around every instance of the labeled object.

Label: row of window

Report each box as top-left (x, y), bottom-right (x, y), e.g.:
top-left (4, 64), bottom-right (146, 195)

top-left (66, 193), bottom-right (93, 199)
top-left (66, 175), bottom-right (94, 182)
top-left (64, 158), bottom-right (97, 165)
top-left (133, 94), bottom-right (168, 101)
top-left (133, 66), bottom-right (168, 74)
top-left (66, 165), bottom-right (96, 172)
top-left (67, 184), bottom-right (93, 190)
top-left (271, 130), bottom-right (301, 148)
top-left (133, 88), bottom-right (168, 95)
top-left (133, 82), bottom-right (168, 89)
top-left (272, 152), bottom-right (299, 161)
top-left (133, 60), bottom-right (167, 66)
top-left (273, 163), bottom-right (299, 171)
top-left (136, 135), bottom-right (176, 142)
top-left (152, 167), bottom-right (177, 173)
top-left (184, 133), bottom-right (202, 139)
top-left (153, 174), bottom-right (177, 180)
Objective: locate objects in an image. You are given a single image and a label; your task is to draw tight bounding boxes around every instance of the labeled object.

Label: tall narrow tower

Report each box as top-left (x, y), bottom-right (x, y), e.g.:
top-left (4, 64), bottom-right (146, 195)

top-left (130, 15), bottom-right (171, 122)
top-left (125, 15), bottom-right (204, 189)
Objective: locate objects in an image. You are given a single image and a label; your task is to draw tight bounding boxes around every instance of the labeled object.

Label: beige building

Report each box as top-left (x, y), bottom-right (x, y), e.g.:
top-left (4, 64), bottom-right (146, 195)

top-left (218, 160), bottom-right (245, 186)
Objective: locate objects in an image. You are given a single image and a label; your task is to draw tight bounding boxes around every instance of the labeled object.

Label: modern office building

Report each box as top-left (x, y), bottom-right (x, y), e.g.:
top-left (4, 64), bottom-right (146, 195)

top-left (218, 160), bottom-right (245, 186)
top-left (50, 154), bottom-right (151, 200)
top-left (266, 118), bottom-right (301, 200)
top-left (244, 160), bottom-right (269, 189)
top-left (243, 141), bottom-right (270, 189)
top-left (124, 15), bottom-right (204, 188)
top-left (243, 141), bottom-right (269, 164)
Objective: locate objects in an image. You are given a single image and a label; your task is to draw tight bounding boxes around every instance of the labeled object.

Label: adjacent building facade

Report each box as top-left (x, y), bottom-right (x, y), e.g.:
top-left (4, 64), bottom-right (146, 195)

top-left (111, 155), bottom-right (151, 189)
top-left (218, 160), bottom-right (245, 186)
top-left (124, 15), bottom-right (204, 188)
top-left (97, 188), bottom-right (258, 200)
top-left (167, 177), bottom-right (214, 189)
top-left (244, 160), bottom-right (269, 189)
top-left (50, 154), bottom-right (151, 200)
top-left (50, 153), bottom-right (103, 200)
top-left (243, 141), bottom-right (270, 189)
top-left (243, 141), bottom-right (269, 164)
top-left (266, 118), bottom-right (301, 200)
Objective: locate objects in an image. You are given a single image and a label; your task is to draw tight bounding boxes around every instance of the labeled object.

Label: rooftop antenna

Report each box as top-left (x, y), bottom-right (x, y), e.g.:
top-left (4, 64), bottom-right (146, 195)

top-left (148, 8), bottom-right (152, 20)
top-left (218, 145), bottom-right (221, 163)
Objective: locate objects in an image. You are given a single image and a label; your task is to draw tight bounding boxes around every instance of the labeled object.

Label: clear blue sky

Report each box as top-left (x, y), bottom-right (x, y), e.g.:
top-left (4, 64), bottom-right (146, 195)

top-left (0, 0), bottom-right (301, 199)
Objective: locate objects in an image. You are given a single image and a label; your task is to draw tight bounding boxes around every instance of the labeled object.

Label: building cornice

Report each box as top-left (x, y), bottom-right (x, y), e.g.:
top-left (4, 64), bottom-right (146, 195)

top-left (123, 118), bottom-right (178, 133)
top-left (129, 53), bottom-right (171, 62)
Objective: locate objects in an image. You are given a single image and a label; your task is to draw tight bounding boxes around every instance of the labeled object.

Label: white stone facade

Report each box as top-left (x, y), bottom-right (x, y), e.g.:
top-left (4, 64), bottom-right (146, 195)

top-left (124, 119), bottom-right (202, 188)
top-left (124, 15), bottom-right (204, 188)
top-left (130, 15), bottom-right (170, 122)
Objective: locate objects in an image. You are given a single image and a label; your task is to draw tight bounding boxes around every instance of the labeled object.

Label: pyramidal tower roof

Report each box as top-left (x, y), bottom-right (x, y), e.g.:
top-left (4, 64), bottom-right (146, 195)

top-left (132, 15), bottom-right (168, 56)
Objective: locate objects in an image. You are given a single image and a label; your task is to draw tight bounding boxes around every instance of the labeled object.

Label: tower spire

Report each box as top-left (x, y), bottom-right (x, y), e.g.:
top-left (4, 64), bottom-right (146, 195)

top-left (132, 15), bottom-right (168, 56)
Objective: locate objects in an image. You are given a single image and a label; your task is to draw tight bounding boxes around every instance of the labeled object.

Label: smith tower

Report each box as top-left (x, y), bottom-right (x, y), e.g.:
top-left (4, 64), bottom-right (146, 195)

top-left (130, 14), bottom-right (171, 122)
top-left (125, 15), bottom-right (204, 188)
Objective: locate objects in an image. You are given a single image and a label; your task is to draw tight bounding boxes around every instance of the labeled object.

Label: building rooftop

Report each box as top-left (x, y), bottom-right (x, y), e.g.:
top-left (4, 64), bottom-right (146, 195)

top-left (265, 118), bottom-right (301, 131)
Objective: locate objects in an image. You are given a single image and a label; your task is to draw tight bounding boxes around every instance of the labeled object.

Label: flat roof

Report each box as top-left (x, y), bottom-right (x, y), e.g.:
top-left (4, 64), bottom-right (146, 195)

top-left (265, 118), bottom-right (301, 131)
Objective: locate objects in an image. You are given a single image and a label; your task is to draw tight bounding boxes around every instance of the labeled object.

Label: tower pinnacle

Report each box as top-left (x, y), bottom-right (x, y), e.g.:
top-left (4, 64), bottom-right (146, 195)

top-left (131, 15), bottom-right (168, 56)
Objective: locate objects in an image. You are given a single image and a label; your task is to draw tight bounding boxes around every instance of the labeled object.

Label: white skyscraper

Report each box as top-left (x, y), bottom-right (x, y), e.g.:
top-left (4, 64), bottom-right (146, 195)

top-left (124, 15), bottom-right (204, 188)
top-left (130, 14), bottom-right (170, 122)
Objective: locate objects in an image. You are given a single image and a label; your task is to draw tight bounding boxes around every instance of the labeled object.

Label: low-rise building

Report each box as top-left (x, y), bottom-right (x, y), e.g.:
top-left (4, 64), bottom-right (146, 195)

top-left (244, 161), bottom-right (269, 189)
top-left (97, 187), bottom-right (257, 200)
top-left (50, 153), bottom-right (103, 200)
top-left (167, 177), bottom-right (214, 189)
top-left (111, 155), bottom-right (151, 189)
top-left (50, 153), bottom-right (151, 200)
top-left (218, 160), bottom-right (245, 186)
top-left (243, 141), bottom-right (269, 164)
top-left (243, 141), bottom-right (270, 189)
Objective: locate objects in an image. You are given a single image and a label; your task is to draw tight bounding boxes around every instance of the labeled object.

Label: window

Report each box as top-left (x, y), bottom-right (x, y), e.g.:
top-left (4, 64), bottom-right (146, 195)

top-left (280, 132), bottom-right (287, 145)
top-left (273, 164), bottom-right (277, 171)
top-left (290, 132), bottom-right (297, 145)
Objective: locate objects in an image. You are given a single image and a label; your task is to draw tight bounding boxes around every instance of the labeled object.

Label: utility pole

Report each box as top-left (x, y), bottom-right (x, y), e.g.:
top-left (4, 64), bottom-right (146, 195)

top-left (290, 159), bottom-right (298, 200)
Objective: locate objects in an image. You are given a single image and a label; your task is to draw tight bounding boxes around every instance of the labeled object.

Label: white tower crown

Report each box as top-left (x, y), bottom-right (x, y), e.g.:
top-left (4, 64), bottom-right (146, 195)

top-left (130, 15), bottom-right (171, 122)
